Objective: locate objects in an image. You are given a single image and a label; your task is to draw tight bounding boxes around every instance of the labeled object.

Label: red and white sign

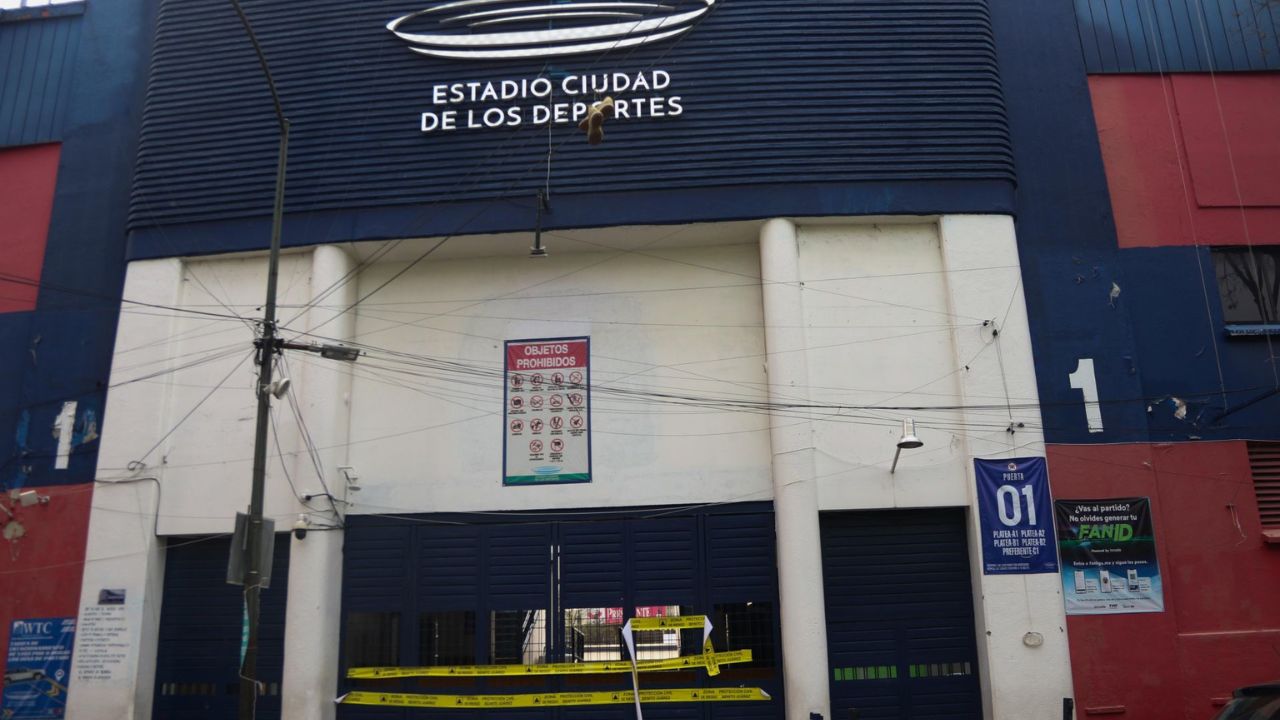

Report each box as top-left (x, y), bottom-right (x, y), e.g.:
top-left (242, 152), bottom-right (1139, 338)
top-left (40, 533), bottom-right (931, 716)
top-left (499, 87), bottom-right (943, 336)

top-left (504, 337), bottom-right (590, 486)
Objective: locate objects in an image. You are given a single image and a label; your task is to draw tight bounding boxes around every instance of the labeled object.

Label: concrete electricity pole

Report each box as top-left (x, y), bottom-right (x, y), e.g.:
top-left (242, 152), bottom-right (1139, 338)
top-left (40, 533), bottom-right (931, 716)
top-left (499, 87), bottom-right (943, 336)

top-left (229, 2), bottom-right (289, 717)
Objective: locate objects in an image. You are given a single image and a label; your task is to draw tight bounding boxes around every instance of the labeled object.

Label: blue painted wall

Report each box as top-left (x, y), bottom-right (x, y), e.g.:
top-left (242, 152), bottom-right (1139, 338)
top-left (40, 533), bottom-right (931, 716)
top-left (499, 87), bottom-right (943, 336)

top-left (1075, 0), bottom-right (1280, 73)
top-left (0, 0), bottom-right (157, 489)
top-left (993, 0), bottom-right (1280, 445)
top-left (990, 0), bottom-right (1150, 445)
top-left (127, 0), bottom-right (1017, 259)
top-left (1118, 246), bottom-right (1280, 442)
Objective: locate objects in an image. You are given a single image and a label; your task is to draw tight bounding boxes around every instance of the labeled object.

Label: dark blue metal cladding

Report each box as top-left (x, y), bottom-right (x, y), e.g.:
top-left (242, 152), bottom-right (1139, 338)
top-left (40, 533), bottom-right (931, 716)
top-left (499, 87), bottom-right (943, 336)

top-left (153, 536), bottom-right (290, 720)
top-left (1118, 246), bottom-right (1280, 442)
top-left (1075, 0), bottom-right (1280, 73)
top-left (989, 0), bottom-right (1151, 444)
top-left (0, 13), bottom-right (82, 146)
top-left (0, 0), bottom-right (156, 490)
top-left (126, 0), bottom-right (1015, 259)
top-left (821, 509), bottom-right (982, 720)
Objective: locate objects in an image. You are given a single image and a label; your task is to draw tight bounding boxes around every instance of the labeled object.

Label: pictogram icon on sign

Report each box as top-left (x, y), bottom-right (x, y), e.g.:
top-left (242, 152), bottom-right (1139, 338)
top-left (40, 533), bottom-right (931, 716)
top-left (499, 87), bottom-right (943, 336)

top-left (510, 419), bottom-right (524, 433)
top-left (550, 439), bottom-right (564, 453)
top-left (530, 440), bottom-right (543, 453)
top-left (530, 395), bottom-right (544, 409)
top-left (550, 394), bottom-right (563, 408)
top-left (550, 416), bottom-right (564, 430)
top-left (570, 414), bottom-right (584, 430)
top-left (510, 396), bottom-right (524, 410)
top-left (511, 374), bottom-right (524, 389)
top-left (531, 373), bottom-right (545, 387)
top-left (552, 372), bottom-right (564, 385)
top-left (569, 371), bottom-right (584, 385)
top-left (568, 392), bottom-right (584, 406)
top-left (531, 418), bottom-right (544, 433)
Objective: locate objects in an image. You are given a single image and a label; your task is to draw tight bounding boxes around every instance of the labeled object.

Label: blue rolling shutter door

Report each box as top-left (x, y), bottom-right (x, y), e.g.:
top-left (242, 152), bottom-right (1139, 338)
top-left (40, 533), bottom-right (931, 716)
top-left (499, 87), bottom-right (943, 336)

top-left (153, 536), bottom-right (290, 720)
top-left (341, 505), bottom-right (781, 720)
top-left (822, 509), bottom-right (982, 720)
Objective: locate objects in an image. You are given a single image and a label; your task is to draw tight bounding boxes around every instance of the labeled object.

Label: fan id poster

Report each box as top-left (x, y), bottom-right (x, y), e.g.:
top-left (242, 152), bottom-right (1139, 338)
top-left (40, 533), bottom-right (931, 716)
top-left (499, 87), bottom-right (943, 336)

top-left (504, 337), bottom-right (591, 486)
top-left (1054, 498), bottom-right (1165, 615)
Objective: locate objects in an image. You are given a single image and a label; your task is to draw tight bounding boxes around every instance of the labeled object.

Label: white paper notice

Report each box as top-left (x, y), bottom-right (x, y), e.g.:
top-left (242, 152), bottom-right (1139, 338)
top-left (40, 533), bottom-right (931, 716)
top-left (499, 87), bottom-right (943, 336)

top-left (72, 605), bottom-right (132, 683)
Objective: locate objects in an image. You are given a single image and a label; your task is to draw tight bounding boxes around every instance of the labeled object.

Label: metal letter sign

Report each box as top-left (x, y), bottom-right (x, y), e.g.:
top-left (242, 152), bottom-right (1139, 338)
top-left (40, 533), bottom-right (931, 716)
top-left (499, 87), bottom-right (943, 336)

top-left (974, 457), bottom-right (1059, 575)
top-left (504, 337), bottom-right (591, 486)
top-left (388, 0), bottom-right (716, 60)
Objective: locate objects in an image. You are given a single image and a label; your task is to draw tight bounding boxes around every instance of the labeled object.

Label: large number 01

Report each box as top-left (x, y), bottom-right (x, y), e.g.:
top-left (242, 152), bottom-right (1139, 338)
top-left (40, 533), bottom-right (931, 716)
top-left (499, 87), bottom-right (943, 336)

top-left (996, 485), bottom-right (1037, 527)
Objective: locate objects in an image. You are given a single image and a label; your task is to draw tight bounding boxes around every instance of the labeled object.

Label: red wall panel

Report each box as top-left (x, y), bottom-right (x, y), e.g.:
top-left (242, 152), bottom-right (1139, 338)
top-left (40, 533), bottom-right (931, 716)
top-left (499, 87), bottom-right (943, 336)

top-left (0, 144), bottom-right (61, 313)
top-left (0, 484), bottom-right (92, 665)
top-left (1089, 75), bottom-right (1280, 249)
top-left (1048, 442), bottom-right (1280, 720)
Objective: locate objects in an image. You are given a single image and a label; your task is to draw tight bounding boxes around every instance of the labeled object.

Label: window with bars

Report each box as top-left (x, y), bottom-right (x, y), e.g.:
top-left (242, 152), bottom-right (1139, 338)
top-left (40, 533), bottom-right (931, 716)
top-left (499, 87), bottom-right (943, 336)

top-left (420, 610), bottom-right (476, 665)
top-left (1247, 442), bottom-right (1280, 531)
top-left (492, 609), bottom-right (546, 665)
top-left (344, 612), bottom-right (400, 668)
top-left (1214, 248), bottom-right (1280, 334)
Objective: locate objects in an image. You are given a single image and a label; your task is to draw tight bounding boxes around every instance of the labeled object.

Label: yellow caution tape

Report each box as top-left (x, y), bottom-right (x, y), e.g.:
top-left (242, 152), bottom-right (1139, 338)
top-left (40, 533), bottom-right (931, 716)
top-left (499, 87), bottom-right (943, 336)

top-left (347, 649), bottom-right (751, 679)
top-left (338, 686), bottom-right (771, 709)
top-left (630, 615), bottom-right (707, 630)
top-left (702, 638), bottom-right (719, 677)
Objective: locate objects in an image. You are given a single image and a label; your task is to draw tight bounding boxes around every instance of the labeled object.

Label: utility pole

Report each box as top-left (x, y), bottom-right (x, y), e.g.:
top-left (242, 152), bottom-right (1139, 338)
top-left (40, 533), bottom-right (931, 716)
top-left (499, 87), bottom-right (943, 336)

top-left (230, 3), bottom-right (287, 718)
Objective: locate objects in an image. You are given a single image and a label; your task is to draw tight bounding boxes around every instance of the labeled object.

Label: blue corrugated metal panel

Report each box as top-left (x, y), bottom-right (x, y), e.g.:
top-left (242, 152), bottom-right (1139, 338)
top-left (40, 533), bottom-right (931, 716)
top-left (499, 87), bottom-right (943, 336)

top-left (345, 524), bottom-right (412, 611)
top-left (128, 0), bottom-right (1013, 249)
top-left (633, 517), bottom-right (698, 606)
top-left (559, 520), bottom-right (626, 607)
top-left (821, 509), bottom-right (981, 720)
top-left (416, 524), bottom-right (481, 607)
top-left (1076, 0), bottom-right (1280, 72)
top-left (0, 15), bottom-right (81, 146)
top-left (705, 512), bottom-right (775, 602)
top-left (153, 536), bottom-right (290, 720)
top-left (486, 523), bottom-right (553, 608)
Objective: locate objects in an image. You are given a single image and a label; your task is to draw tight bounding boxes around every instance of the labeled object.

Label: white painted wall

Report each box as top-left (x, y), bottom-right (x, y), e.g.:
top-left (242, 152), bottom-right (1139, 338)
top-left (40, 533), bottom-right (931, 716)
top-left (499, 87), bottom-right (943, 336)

top-left (341, 237), bottom-right (773, 514)
top-left (77, 217), bottom-right (1071, 720)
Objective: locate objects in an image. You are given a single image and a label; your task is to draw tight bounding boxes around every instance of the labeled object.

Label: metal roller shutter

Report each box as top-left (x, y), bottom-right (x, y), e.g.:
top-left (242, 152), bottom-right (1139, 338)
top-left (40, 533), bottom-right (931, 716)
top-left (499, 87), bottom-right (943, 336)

top-left (340, 504), bottom-right (782, 720)
top-left (822, 508), bottom-right (982, 720)
top-left (153, 535), bottom-right (291, 719)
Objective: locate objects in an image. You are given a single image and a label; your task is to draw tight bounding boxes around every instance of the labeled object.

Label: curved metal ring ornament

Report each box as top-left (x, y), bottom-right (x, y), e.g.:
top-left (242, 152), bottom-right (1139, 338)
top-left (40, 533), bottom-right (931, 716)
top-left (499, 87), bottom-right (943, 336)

top-left (387, 0), bottom-right (716, 60)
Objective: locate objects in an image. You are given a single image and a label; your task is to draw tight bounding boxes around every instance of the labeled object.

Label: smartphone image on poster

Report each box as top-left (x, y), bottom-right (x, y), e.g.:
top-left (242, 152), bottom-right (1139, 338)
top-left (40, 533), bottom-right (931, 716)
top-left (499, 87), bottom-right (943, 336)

top-left (1100, 570), bottom-right (1112, 593)
top-left (1127, 568), bottom-right (1139, 590)
top-left (1074, 570), bottom-right (1087, 594)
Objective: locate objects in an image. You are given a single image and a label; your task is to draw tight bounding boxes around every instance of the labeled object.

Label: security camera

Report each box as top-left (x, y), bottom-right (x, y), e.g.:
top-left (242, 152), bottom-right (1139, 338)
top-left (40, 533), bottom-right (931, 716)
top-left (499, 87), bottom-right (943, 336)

top-left (292, 515), bottom-right (310, 540)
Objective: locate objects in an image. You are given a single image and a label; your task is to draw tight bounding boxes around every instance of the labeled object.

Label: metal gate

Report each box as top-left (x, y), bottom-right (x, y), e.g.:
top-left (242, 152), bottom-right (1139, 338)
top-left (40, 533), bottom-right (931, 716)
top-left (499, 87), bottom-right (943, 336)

top-left (152, 535), bottom-right (290, 719)
top-left (338, 503), bottom-right (783, 720)
top-left (821, 508), bottom-right (983, 720)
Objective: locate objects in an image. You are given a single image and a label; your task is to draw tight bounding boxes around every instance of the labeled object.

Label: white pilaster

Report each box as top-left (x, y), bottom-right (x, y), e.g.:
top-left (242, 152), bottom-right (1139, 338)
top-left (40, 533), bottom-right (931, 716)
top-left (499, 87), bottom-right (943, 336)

top-left (280, 244), bottom-right (356, 720)
top-left (66, 258), bottom-right (184, 720)
top-left (759, 218), bottom-right (831, 720)
top-left (939, 215), bottom-right (1073, 720)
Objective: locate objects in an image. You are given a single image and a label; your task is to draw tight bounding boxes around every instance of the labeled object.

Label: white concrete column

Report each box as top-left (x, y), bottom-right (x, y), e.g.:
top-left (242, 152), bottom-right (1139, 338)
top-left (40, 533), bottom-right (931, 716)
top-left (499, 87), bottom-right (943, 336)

top-left (938, 215), bottom-right (1074, 720)
top-left (66, 259), bottom-right (184, 720)
top-left (759, 218), bottom-right (831, 720)
top-left (281, 244), bottom-right (356, 720)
